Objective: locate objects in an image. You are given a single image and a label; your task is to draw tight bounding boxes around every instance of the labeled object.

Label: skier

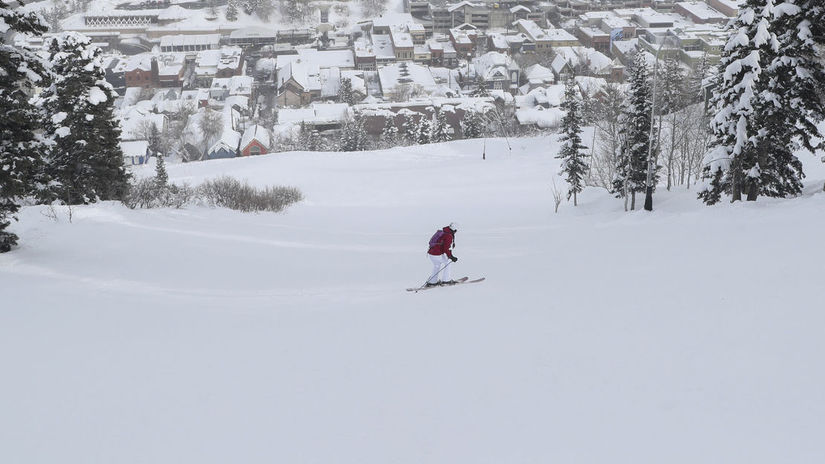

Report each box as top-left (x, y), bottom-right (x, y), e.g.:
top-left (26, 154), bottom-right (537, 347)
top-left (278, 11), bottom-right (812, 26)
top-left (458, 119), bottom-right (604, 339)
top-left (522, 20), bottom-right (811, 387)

top-left (426, 223), bottom-right (458, 287)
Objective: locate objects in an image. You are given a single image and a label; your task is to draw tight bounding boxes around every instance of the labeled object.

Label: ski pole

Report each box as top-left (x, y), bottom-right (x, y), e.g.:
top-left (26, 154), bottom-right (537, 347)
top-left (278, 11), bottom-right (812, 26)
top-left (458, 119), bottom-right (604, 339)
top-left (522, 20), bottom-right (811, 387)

top-left (422, 260), bottom-right (452, 288)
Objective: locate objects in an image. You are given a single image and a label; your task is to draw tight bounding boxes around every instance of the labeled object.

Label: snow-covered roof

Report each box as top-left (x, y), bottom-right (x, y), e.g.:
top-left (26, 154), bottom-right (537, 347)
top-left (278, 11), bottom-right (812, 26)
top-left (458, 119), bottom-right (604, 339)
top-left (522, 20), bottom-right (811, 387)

top-left (121, 54), bottom-right (153, 73)
top-left (515, 107), bottom-right (565, 128)
top-left (277, 102), bottom-right (351, 126)
top-left (229, 26), bottom-right (276, 40)
top-left (157, 5), bottom-right (189, 21)
top-left (390, 28), bottom-right (414, 48)
top-left (320, 67), bottom-right (341, 98)
top-left (525, 64), bottom-right (554, 84)
top-left (241, 124), bottom-right (271, 149)
top-left (553, 46), bottom-right (613, 75)
top-left (378, 62), bottom-right (437, 95)
top-left (675, 2), bottom-right (730, 22)
top-left (372, 12), bottom-right (417, 29)
top-left (513, 19), bottom-right (547, 42)
top-left (120, 140), bottom-right (149, 157)
top-left (159, 34), bottom-right (220, 49)
top-left (544, 28), bottom-right (578, 43)
top-left (229, 75), bottom-right (253, 96)
top-left (372, 34), bottom-right (396, 60)
top-left (472, 52), bottom-right (518, 81)
top-left (448, 1), bottom-right (482, 13)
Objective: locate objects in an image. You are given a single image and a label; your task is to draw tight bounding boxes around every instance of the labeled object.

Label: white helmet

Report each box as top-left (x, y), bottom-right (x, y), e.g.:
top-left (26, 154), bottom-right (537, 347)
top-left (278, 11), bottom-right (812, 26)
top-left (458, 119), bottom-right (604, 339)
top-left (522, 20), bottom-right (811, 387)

top-left (448, 222), bottom-right (459, 232)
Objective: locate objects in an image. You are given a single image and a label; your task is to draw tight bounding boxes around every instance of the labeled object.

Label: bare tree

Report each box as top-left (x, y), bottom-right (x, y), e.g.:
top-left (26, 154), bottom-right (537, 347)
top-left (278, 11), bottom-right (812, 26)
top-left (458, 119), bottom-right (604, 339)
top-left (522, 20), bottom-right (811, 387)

top-left (198, 109), bottom-right (223, 156)
top-left (587, 83), bottom-right (625, 190)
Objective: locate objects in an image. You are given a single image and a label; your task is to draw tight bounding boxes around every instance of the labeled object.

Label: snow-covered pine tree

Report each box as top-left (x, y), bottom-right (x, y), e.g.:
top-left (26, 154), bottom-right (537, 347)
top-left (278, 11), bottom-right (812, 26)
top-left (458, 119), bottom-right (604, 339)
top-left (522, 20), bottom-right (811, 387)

top-left (226, 0), bottom-right (239, 21)
top-left (613, 52), bottom-right (656, 210)
top-left (148, 123), bottom-right (163, 157)
top-left (460, 110), bottom-right (484, 139)
top-left (415, 113), bottom-right (432, 145)
top-left (698, 0), bottom-right (804, 204)
top-left (401, 112), bottom-right (418, 144)
top-left (40, 32), bottom-right (129, 205)
top-left (764, 0), bottom-right (825, 171)
top-left (155, 153), bottom-right (168, 190)
top-left (380, 116), bottom-right (401, 148)
top-left (339, 77), bottom-right (354, 105)
top-left (431, 108), bottom-right (451, 143)
top-left (339, 114), bottom-right (368, 151)
top-left (0, 2), bottom-right (48, 251)
top-left (556, 76), bottom-right (589, 206)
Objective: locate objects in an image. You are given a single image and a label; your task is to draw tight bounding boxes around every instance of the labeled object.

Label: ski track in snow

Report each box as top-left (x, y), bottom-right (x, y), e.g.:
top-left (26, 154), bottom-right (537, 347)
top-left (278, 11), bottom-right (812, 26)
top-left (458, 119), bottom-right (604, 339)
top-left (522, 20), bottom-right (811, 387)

top-left (3, 136), bottom-right (825, 464)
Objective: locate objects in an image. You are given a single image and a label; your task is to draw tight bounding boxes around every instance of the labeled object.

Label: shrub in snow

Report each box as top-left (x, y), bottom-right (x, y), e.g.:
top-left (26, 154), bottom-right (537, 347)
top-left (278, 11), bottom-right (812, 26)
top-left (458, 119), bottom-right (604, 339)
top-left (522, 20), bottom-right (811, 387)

top-left (123, 179), bottom-right (195, 210)
top-left (198, 177), bottom-right (303, 213)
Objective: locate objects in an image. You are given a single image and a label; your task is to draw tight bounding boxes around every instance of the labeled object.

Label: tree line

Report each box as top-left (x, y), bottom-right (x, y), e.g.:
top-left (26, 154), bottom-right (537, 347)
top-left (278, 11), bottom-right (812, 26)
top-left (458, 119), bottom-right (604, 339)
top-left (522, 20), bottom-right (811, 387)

top-left (1, 4), bottom-right (128, 251)
top-left (557, 0), bottom-right (824, 210)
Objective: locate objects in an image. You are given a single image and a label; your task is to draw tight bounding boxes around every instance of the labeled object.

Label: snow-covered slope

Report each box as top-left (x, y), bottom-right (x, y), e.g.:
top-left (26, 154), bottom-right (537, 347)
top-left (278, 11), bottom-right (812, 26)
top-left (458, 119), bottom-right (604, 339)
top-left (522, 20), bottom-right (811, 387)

top-left (2, 136), bottom-right (825, 463)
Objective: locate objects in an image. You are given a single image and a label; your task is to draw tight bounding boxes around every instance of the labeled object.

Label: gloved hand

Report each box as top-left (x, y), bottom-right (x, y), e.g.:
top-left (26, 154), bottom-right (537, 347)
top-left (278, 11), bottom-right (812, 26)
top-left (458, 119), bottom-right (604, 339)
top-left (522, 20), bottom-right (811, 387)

top-left (450, 256), bottom-right (458, 263)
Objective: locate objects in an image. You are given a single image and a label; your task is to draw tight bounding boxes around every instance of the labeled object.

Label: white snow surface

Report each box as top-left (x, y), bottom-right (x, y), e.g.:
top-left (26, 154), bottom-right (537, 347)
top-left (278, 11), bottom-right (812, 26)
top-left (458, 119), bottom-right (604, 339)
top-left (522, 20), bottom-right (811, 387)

top-left (3, 136), bottom-right (825, 463)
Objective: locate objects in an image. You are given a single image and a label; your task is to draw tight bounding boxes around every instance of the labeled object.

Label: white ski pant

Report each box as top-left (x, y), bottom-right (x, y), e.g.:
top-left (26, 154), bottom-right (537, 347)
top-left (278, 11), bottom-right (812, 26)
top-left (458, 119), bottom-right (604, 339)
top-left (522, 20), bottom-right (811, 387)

top-left (428, 253), bottom-right (452, 284)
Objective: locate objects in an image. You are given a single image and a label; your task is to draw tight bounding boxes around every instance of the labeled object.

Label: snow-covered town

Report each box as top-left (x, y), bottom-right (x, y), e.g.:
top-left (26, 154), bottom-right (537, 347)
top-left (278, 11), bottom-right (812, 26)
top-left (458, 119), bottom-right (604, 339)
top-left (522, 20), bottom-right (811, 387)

top-left (9, 0), bottom-right (738, 162)
top-left (2, 0), bottom-right (825, 462)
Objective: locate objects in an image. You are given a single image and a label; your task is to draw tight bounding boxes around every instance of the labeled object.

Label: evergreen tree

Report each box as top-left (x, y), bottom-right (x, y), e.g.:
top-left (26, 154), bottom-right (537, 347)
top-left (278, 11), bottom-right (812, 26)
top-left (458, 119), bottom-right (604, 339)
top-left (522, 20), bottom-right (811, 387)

top-left (431, 108), bottom-right (451, 143)
top-left (155, 154), bottom-right (168, 190)
top-left (339, 115), bottom-right (368, 151)
top-left (401, 112), bottom-right (418, 144)
top-left (40, 32), bottom-right (129, 205)
top-left (414, 113), bottom-right (432, 145)
top-left (339, 77), bottom-right (354, 105)
top-left (226, 0), bottom-right (239, 21)
top-left (613, 52), bottom-right (656, 210)
top-left (697, 0), bottom-right (813, 204)
top-left (0, 2), bottom-right (48, 251)
top-left (380, 116), bottom-right (401, 148)
top-left (460, 110), bottom-right (484, 139)
top-left (556, 77), bottom-right (589, 206)
top-left (148, 123), bottom-right (163, 157)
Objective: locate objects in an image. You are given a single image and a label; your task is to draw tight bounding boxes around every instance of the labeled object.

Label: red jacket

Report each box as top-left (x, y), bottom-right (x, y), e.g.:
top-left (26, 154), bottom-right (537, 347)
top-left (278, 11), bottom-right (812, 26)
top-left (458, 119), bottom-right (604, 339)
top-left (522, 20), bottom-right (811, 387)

top-left (428, 227), bottom-right (455, 258)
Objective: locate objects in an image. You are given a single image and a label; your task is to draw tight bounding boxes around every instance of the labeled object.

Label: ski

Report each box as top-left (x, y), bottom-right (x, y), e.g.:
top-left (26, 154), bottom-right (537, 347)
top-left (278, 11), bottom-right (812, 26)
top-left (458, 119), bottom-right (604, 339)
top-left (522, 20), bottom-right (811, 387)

top-left (406, 277), bottom-right (485, 293)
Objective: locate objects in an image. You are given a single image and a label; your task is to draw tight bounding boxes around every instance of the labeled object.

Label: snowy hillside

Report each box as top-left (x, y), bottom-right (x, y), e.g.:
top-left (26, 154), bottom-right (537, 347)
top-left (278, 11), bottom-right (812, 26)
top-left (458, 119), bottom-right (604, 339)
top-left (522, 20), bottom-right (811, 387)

top-left (2, 136), bottom-right (825, 463)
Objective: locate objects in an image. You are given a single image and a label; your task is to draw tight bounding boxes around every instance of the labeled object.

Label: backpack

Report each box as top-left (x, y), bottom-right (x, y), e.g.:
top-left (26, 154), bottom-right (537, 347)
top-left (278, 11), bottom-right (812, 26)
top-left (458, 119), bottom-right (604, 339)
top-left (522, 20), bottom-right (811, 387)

top-left (428, 229), bottom-right (445, 248)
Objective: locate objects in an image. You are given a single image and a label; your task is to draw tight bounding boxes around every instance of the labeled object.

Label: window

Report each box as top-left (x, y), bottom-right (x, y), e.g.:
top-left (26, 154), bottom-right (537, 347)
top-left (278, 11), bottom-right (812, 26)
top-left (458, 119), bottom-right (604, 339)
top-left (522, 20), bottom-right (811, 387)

top-left (251, 145), bottom-right (261, 155)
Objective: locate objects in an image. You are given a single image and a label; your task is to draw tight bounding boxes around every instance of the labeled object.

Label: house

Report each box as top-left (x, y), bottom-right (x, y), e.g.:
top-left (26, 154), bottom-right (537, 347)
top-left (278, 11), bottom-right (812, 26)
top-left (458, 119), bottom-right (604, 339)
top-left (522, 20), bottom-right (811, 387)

top-left (469, 52), bottom-right (520, 92)
top-left (354, 40), bottom-right (377, 70)
top-left (240, 125), bottom-right (271, 156)
top-left (277, 102), bottom-right (351, 132)
top-left (207, 130), bottom-right (241, 159)
top-left (427, 35), bottom-right (458, 68)
top-left (389, 27), bottom-right (414, 61)
top-left (449, 24), bottom-right (478, 58)
top-left (121, 54), bottom-right (156, 88)
top-left (159, 34), bottom-right (220, 53)
top-left (674, 1), bottom-right (730, 24)
top-left (378, 62), bottom-right (438, 100)
top-left (103, 56), bottom-right (126, 94)
top-left (120, 140), bottom-right (151, 165)
top-left (275, 59), bottom-right (321, 107)
top-left (372, 34), bottom-right (397, 65)
top-left (523, 64), bottom-right (555, 90)
top-left (155, 53), bottom-right (186, 87)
